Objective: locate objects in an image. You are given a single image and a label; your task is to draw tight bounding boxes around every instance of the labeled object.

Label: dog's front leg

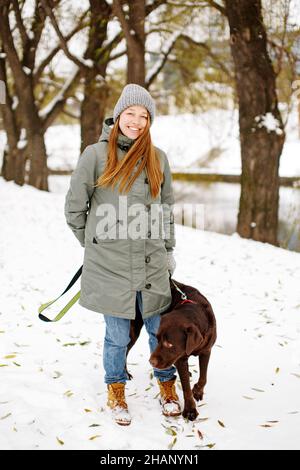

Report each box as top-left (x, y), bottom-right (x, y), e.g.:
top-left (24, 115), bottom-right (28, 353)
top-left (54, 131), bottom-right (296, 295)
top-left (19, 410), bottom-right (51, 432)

top-left (192, 351), bottom-right (211, 401)
top-left (175, 357), bottom-right (198, 421)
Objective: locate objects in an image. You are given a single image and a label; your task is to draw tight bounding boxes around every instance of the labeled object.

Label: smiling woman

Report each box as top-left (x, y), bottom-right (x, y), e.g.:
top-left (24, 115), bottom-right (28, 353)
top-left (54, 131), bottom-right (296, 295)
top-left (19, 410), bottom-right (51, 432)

top-left (64, 83), bottom-right (179, 427)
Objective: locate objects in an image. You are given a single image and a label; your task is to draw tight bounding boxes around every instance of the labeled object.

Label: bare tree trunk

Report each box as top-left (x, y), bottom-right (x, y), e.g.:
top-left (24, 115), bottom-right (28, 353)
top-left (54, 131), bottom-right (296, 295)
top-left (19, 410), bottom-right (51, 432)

top-left (0, 41), bottom-right (23, 182)
top-left (0, 2), bottom-right (48, 189)
top-left (27, 128), bottom-right (48, 190)
top-left (127, 0), bottom-right (146, 85)
top-left (113, 0), bottom-right (146, 86)
top-left (81, 77), bottom-right (109, 151)
top-left (225, 0), bottom-right (285, 246)
top-left (80, 0), bottom-right (111, 151)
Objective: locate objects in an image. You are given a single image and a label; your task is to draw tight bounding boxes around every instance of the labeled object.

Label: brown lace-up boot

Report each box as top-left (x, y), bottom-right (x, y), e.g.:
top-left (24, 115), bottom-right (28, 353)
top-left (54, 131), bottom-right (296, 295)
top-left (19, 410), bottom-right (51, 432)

top-left (157, 378), bottom-right (181, 417)
top-left (107, 383), bottom-right (131, 426)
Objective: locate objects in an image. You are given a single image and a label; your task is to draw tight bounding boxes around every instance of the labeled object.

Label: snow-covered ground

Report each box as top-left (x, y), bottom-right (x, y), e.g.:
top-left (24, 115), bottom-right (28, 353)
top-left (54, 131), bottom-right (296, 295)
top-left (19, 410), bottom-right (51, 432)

top-left (0, 177), bottom-right (299, 450)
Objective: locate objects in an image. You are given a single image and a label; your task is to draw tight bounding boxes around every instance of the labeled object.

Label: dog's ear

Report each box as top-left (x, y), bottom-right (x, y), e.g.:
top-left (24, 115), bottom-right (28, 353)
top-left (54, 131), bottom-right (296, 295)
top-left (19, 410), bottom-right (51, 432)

top-left (186, 325), bottom-right (203, 355)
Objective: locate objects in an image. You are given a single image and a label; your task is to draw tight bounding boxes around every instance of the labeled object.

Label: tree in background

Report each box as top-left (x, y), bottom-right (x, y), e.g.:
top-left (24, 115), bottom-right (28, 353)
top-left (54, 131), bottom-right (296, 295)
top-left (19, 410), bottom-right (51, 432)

top-left (224, 0), bottom-right (286, 245)
top-left (0, 0), bottom-right (89, 189)
top-left (41, 0), bottom-right (124, 152)
top-left (113, 0), bottom-right (147, 86)
top-left (145, 0), bottom-right (298, 246)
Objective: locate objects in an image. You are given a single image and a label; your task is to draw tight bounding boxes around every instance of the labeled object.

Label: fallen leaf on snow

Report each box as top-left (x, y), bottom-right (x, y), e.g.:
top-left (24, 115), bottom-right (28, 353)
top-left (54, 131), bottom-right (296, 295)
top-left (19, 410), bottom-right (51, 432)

top-left (196, 443), bottom-right (216, 449)
top-left (168, 437), bottom-right (177, 450)
top-left (53, 371), bottom-right (62, 379)
top-left (162, 424), bottom-right (177, 436)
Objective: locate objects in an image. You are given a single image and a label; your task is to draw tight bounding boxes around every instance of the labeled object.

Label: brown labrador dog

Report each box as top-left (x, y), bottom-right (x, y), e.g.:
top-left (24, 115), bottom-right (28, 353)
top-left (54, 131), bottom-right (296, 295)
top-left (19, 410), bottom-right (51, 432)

top-left (126, 278), bottom-right (217, 421)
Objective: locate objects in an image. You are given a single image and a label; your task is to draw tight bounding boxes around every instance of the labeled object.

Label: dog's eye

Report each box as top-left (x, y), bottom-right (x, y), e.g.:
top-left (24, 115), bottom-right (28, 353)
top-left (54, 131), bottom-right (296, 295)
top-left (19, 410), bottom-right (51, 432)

top-left (162, 340), bottom-right (173, 349)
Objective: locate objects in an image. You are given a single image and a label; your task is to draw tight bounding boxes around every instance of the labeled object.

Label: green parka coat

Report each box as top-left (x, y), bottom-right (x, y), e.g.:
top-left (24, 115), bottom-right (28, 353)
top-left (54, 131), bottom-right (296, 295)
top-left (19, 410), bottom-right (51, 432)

top-left (64, 117), bottom-right (175, 319)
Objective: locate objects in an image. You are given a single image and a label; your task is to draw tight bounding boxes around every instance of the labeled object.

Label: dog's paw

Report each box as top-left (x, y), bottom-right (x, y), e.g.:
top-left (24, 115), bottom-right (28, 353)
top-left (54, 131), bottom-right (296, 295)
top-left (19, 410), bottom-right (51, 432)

top-left (182, 407), bottom-right (199, 421)
top-left (192, 385), bottom-right (204, 401)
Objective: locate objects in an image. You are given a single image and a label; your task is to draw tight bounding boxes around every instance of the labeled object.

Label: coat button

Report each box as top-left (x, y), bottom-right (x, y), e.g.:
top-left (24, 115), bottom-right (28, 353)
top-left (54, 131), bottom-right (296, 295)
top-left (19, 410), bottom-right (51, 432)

top-left (144, 177), bottom-right (149, 184)
top-left (145, 283), bottom-right (152, 289)
top-left (145, 256), bottom-right (151, 263)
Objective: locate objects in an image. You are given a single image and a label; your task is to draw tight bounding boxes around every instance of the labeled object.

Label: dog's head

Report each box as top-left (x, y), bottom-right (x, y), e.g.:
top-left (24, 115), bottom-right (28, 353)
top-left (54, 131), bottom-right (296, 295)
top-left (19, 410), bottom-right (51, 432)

top-left (149, 314), bottom-right (203, 369)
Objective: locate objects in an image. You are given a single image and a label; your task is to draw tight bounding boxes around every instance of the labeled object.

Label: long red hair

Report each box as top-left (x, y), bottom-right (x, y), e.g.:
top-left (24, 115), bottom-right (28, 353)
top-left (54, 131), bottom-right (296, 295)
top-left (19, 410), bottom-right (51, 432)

top-left (94, 114), bottom-right (163, 199)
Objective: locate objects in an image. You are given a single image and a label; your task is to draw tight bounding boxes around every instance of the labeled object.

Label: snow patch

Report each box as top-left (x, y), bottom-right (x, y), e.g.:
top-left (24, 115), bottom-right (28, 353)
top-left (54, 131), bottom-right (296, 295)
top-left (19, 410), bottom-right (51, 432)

top-left (253, 113), bottom-right (284, 135)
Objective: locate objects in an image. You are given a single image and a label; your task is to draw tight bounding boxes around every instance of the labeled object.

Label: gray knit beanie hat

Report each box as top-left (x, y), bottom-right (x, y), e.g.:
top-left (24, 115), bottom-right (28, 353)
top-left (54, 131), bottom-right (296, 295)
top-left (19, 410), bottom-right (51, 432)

top-left (113, 84), bottom-right (155, 126)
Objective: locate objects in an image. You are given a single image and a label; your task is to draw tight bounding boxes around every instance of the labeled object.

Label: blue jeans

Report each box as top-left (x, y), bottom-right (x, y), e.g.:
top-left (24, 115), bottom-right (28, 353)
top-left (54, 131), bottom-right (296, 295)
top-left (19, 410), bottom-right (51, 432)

top-left (103, 291), bottom-right (177, 384)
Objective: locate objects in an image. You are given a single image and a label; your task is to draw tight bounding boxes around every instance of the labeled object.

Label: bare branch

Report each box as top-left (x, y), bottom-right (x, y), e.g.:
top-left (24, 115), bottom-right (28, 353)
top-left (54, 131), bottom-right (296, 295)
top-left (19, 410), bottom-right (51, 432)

top-left (40, 0), bottom-right (89, 72)
top-left (108, 48), bottom-right (127, 62)
top-left (147, 27), bottom-right (174, 35)
top-left (205, 0), bottom-right (226, 16)
top-left (41, 67), bottom-right (81, 131)
top-left (112, 0), bottom-right (136, 49)
top-left (12, 0), bottom-right (29, 50)
top-left (145, 0), bottom-right (167, 16)
top-left (179, 33), bottom-right (233, 80)
top-left (33, 9), bottom-right (89, 86)
top-left (0, 4), bottom-right (27, 85)
top-left (62, 108), bottom-right (80, 120)
top-left (146, 33), bottom-right (180, 86)
top-left (147, 30), bottom-right (233, 86)
top-left (99, 30), bottom-right (124, 62)
top-left (30, 0), bottom-right (47, 49)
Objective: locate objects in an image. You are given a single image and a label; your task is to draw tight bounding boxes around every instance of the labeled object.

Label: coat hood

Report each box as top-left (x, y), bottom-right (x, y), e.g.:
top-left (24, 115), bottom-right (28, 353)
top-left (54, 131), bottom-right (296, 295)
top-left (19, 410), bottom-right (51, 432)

top-left (99, 117), bottom-right (136, 152)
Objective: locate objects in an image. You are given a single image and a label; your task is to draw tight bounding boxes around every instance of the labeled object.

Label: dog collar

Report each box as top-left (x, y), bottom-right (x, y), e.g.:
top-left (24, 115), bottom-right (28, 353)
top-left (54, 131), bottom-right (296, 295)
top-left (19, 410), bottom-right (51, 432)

top-left (180, 299), bottom-right (197, 305)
